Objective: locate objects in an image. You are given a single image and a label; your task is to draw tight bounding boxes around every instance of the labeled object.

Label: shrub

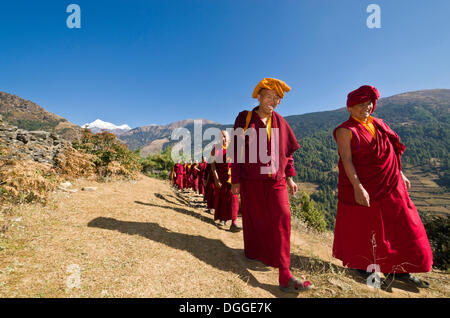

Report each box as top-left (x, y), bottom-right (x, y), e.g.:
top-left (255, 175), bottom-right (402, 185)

top-left (72, 128), bottom-right (141, 180)
top-left (139, 146), bottom-right (174, 180)
top-left (0, 158), bottom-right (61, 205)
top-left (290, 191), bottom-right (327, 233)
top-left (422, 215), bottom-right (449, 270)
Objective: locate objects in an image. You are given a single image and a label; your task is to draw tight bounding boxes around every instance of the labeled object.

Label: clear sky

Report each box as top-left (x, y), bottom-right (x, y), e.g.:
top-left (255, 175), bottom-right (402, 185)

top-left (1, 0), bottom-right (449, 128)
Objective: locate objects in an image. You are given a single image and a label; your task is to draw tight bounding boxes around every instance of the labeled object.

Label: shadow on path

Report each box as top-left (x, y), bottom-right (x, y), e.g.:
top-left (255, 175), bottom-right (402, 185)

top-left (135, 200), bottom-right (216, 226)
top-left (154, 193), bottom-right (181, 206)
top-left (87, 217), bottom-right (295, 297)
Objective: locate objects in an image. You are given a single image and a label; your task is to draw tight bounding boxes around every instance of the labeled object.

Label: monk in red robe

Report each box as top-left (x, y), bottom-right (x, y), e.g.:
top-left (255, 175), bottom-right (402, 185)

top-left (198, 157), bottom-right (207, 195)
top-left (211, 131), bottom-right (241, 232)
top-left (203, 162), bottom-right (216, 213)
top-left (333, 85), bottom-right (432, 288)
top-left (231, 78), bottom-right (313, 293)
top-left (183, 162), bottom-right (189, 190)
top-left (175, 160), bottom-right (185, 191)
top-left (191, 160), bottom-right (201, 192)
top-left (185, 161), bottom-right (190, 189)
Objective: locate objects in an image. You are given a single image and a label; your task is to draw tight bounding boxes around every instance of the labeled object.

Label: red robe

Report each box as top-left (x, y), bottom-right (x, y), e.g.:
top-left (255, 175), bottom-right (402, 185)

top-left (198, 161), bottom-right (207, 195)
top-left (192, 164), bottom-right (200, 191)
top-left (183, 164), bottom-right (188, 189)
top-left (204, 164), bottom-right (216, 208)
top-left (231, 107), bottom-right (300, 268)
top-left (187, 165), bottom-right (194, 188)
top-left (213, 147), bottom-right (239, 222)
top-left (175, 164), bottom-right (185, 190)
top-left (332, 116), bottom-right (433, 273)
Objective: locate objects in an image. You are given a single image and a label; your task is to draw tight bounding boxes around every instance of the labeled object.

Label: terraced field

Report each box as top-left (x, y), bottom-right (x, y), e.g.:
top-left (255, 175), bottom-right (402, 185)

top-left (403, 167), bottom-right (450, 217)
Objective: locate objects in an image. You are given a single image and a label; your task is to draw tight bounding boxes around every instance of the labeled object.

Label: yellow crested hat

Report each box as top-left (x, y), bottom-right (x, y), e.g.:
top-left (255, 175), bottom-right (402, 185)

top-left (252, 78), bottom-right (291, 99)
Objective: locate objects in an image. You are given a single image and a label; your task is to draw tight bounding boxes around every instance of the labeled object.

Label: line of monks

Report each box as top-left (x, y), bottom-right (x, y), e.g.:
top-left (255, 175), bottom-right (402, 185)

top-left (168, 78), bottom-right (433, 293)
top-left (170, 145), bottom-right (241, 232)
top-left (171, 159), bottom-right (206, 195)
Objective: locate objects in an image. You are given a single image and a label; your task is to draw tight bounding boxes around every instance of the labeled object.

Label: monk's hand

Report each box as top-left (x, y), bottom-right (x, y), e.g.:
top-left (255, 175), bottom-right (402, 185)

top-left (231, 183), bottom-right (240, 195)
top-left (215, 180), bottom-right (222, 189)
top-left (287, 177), bottom-right (298, 195)
top-left (354, 184), bottom-right (370, 207)
top-left (401, 171), bottom-right (411, 190)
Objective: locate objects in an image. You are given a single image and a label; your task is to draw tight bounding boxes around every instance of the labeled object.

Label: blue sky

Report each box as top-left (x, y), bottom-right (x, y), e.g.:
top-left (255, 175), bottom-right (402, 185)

top-left (1, 0), bottom-right (449, 128)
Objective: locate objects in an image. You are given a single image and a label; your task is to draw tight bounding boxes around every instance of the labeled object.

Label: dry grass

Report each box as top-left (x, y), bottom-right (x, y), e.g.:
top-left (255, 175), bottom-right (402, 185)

top-left (53, 145), bottom-right (96, 180)
top-left (0, 175), bottom-right (448, 298)
top-left (0, 143), bottom-right (141, 207)
top-left (0, 158), bottom-right (61, 205)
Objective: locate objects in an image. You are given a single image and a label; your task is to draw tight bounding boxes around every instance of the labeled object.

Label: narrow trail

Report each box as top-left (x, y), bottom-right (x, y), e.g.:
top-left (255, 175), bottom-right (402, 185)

top-left (0, 174), bottom-right (448, 298)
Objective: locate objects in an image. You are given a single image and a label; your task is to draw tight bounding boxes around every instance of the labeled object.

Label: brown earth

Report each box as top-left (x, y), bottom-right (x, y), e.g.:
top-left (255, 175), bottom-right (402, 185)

top-left (0, 174), bottom-right (448, 298)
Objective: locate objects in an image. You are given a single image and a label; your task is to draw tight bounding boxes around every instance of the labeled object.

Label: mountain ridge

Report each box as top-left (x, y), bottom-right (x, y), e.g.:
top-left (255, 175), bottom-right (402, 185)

top-left (0, 91), bottom-right (83, 141)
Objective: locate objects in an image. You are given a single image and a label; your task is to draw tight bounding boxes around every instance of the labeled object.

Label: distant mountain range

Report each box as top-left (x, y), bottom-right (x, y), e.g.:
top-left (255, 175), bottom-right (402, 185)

top-left (118, 119), bottom-right (222, 157)
top-left (82, 119), bottom-right (132, 136)
top-left (0, 91), bottom-right (222, 156)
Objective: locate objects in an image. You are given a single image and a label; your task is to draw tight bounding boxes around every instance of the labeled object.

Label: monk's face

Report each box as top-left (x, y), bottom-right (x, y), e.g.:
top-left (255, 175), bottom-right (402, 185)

top-left (221, 131), bottom-right (230, 146)
top-left (257, 89), bottom-right (281, 114)
top-left (348, 101), bottom-right (373, 121)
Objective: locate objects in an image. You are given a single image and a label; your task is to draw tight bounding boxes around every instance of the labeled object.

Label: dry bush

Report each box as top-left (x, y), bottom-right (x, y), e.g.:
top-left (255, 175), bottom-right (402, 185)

top-left (0, 158), bottom-right (61, 205)
top-left (96, 160), bottom-right (141, 182)
top-left (53, 144), bottom-right (96, 180)
top-left (0, 132), bottom-right (142, 206)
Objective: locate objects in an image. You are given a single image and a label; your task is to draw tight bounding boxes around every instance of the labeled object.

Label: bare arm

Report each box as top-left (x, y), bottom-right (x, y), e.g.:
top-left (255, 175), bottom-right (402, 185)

top-left (211, 161), bottom-right (222, 189)
top-left (400, 170), bottom-right (411, 190)
top-left (336, 128), bottom-right (370, 207)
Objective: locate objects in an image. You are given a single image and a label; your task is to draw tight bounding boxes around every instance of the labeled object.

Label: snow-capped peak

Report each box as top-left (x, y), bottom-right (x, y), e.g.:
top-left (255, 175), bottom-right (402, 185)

top-left (82, 119), bottom-right (131, 131)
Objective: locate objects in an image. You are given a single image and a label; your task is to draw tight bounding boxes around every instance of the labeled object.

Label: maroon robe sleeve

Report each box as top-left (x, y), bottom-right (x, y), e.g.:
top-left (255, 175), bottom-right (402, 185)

top-left (231, 111), bottom-right (247, 184)
top-left (285, 156), bottom-right (295, 177)
top-left (277, 114), bottom-right (300, 179)
top-left (373, 118), bottom-right (406, 170)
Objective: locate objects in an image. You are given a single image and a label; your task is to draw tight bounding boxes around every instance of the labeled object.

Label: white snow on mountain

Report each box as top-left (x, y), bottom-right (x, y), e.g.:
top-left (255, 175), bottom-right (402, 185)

top-left (82, 119), bottom-right (131, 131)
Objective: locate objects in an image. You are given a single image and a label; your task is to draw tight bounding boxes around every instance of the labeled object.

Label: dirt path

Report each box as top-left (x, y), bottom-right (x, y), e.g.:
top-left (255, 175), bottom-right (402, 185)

top-left (0, 175), bottom-right (448, 298)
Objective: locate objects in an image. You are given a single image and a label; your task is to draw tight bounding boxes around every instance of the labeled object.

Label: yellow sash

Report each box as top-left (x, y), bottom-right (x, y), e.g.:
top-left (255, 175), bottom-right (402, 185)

top-left (243, 111), bottom-right (273, 177)
top-left (350, 116), bottom-right (377, 139)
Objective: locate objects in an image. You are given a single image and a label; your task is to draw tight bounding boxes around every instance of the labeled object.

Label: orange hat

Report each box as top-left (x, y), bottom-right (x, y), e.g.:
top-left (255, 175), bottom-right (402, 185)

top-left (252, 78), bottom-right (291, 99)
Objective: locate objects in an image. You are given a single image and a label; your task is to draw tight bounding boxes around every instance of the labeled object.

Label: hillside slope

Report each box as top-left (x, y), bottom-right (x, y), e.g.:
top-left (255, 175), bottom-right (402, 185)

top-left (0, 92), bottom-right (83, 142)
top-left (0, 176), bottom-right (447, 298)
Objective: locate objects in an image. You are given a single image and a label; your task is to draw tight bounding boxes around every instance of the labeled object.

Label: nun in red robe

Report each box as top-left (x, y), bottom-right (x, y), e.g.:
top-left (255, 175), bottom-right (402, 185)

top-left (333, 85), bottom-right (432, 287)
top-left (175, 162), bottom-right (185, 190)
top-left (231, 78), bottom-right (313, 292)
top-left (198, 157), bottom-right (207, 195)
top-left (191, 161), bottom-right (200, 192)
top-left (203, 163), bottom-right (216, 209)
top-left (183, 163), bottom-right (190, 189)
top-left (211, 131), bottom-right (241, 232)
top-left (184, 162), bottom-right (191, 189)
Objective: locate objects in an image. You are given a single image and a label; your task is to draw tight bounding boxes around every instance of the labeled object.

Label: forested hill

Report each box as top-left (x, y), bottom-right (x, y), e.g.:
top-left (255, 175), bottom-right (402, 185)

top-left (285, 89), bottom-right (450, 228)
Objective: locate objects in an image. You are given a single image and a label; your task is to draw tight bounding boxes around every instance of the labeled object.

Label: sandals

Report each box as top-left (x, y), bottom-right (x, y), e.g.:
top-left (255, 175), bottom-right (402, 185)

top-left (394, 273), bottom-right (430, 288)
top-left (279, 276), bottom-right (314, 293)
top-left (229, 223), bottom-right (242, 233)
